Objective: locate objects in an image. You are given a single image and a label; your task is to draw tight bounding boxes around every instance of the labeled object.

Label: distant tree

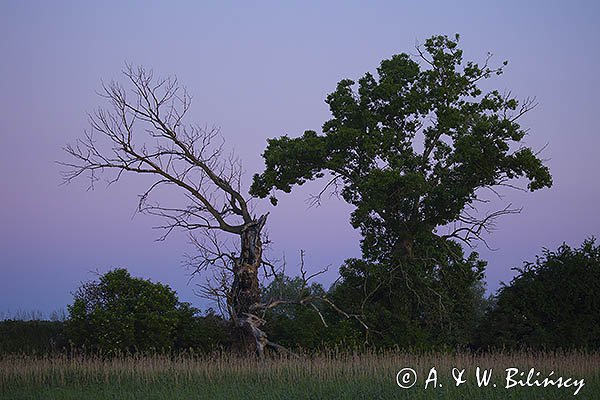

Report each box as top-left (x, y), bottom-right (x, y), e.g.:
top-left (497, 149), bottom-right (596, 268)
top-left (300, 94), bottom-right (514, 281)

top-left (174, 307), bottom-right (234, 352)
top-left (255, 251), bottom-right (367, 349)
top-left (67, 268), bottom-right (198, 352)
top-left (478, 238), bottom-right (600, 350)
top-left (0, 320), bottom-right (67, 354)
top-left (260, 274), bottom-right (329, 349)
top-left (259, 272), bottom-right (366, 350)
top-left (251, 34), bottom-right (552, 344)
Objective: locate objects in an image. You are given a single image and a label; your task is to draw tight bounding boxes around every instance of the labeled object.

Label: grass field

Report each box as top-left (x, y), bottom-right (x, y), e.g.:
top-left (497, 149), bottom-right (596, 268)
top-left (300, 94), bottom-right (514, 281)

top-left (1, 350), bottom-right (598, 399)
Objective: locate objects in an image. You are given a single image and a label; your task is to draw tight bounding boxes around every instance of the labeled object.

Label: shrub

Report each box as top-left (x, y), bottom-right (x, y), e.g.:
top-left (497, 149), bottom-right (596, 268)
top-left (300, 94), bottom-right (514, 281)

top-left (478, 237), bottom-right (600, 349)
top-left (67, 268), bottom-right (199, 352)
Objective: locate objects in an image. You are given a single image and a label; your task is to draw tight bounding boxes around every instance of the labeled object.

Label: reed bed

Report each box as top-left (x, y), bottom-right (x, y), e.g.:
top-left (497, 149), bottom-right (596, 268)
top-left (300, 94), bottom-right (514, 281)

top-left (1, 350), bottom-right (599, 399)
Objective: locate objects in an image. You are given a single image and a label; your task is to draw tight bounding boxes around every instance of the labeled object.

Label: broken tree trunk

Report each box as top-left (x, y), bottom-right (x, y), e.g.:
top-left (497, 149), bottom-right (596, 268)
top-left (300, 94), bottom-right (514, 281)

top-left (230, 214), bottom-right (269, 355)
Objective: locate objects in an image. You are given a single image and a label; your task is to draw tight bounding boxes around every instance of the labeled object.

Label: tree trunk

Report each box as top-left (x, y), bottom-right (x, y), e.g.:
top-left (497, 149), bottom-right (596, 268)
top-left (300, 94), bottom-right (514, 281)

top-left (230, 214), bottom-right (268, 355)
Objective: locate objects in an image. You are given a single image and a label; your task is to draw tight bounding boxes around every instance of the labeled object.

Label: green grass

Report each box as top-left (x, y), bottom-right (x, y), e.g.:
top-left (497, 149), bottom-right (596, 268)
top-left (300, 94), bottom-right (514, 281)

top-left (1, 350), bottom-right (598, 399)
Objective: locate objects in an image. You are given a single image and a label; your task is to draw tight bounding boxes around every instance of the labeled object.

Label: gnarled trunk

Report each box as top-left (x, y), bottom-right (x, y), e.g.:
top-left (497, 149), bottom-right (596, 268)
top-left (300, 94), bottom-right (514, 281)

top-left (230, 214), bottom-right (268, 355)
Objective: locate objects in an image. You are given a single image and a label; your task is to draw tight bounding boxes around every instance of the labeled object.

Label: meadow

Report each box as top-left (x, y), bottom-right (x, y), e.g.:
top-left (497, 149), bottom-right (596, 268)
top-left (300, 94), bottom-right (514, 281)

top-left (1, 350), bottom-right (598, 399)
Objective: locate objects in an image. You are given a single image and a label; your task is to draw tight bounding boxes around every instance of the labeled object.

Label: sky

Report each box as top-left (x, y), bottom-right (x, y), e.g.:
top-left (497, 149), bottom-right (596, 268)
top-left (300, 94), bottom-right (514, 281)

top-left (1, 1), bottom-right (599, 317)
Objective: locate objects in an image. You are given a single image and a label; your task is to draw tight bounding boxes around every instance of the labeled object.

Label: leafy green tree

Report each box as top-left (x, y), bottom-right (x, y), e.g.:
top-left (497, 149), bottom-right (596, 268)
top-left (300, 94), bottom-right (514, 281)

top-left (478, 238), bottom-right (600, 350)
top-left (261, 274), bottom-right (326, 317)
top-left (174, 308), bottom-right (233, 352)
top-left (260, 275), bottom-right (329, 348)
top-left (0, 320), bottom-right (67, 354)
top-left (331, 243), bottom-right (486, 347)
top-left (260, 274), bottom-right (362, 349)
top-left (251, 34), bottom-right (552, 346)
top-left (67, 268), bottom-right (199, 352)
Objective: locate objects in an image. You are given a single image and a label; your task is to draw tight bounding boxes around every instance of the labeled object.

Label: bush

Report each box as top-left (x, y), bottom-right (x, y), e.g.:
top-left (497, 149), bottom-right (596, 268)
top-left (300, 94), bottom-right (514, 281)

top-left (0, 320), bottom-right (68, 354)
top-left (478, 237), bottom-right (600, 349)
top-left (67, 268), bottom-right (201, 352)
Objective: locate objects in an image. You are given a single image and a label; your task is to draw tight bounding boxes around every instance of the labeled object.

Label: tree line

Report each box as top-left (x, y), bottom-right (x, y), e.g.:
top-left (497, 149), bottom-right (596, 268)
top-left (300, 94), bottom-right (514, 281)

top-left (2, 237), bottom-right (598, 354)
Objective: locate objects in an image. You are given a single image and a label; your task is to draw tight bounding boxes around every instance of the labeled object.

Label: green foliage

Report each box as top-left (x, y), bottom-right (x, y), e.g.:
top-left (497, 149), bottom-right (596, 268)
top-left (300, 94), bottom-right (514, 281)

top-left (478, 238), bottom-right (600, 350)
top-left (331, 240), bottom-right (486, 348)
top-left (260, 271), bottom-right (483, 350)
top-left (251, 34), bottom-right (552, 348)
top-left (261, 274), bottom-right (326, 316)
top-left (174, 308), bottom-right (233, 352)
top-left (252, 34), bottom-right (551, 264)
top-left (260, 274), bottom-right (329, 348)
top-left (67, 268), bottom-right (201, 352)
top-left (0, 320), bottom-right (68, 354)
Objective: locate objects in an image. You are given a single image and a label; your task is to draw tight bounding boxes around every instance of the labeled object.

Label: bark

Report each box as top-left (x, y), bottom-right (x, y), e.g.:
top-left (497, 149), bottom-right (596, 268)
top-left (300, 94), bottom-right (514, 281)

top-left (230, 214), bottom-right (269, 355)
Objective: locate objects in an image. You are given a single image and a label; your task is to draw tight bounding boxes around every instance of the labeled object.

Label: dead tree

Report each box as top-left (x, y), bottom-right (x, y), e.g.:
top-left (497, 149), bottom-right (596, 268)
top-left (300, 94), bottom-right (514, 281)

top-left (61, 65), bottom-right (277, 354)
top-left (62, 65), bottom-right (367, 355)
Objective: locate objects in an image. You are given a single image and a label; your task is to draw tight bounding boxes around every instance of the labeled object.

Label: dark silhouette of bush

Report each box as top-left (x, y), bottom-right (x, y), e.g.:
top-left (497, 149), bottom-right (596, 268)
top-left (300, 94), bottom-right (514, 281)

top-left (0, 319), bottom-right (68, 354)
top-left (174, 308), bottom-right (233, 352)
top-left (66, 268), bottom-right (231, 353)
top-left (477, 237), bottom-right (600, 350)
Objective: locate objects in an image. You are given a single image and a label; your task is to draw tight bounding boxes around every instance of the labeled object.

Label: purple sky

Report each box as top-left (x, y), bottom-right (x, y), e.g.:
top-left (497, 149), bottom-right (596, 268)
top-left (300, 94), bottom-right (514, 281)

top-left (1, 1), bottom-right (599, 316)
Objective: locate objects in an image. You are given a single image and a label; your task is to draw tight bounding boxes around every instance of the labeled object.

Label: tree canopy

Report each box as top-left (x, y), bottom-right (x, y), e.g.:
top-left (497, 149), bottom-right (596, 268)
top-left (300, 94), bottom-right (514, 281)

top-left (251, 34), bottom-right (553, 346)
top-left (251, 34), bottom-right (552, 264)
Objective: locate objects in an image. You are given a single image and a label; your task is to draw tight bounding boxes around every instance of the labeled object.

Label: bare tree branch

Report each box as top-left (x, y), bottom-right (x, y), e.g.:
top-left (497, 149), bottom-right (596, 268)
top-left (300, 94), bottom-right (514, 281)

top-left (61, 65), bottom-right (285, 356)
